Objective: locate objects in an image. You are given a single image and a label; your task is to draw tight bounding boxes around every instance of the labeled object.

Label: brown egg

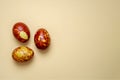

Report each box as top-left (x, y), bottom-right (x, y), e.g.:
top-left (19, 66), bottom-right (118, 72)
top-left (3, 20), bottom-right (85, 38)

top-left (12, 22), bottom-right (30, 43)
top-left (34, 28), bottom-right (50, 49)
top-left (12, 46), bottom-right (34, 62)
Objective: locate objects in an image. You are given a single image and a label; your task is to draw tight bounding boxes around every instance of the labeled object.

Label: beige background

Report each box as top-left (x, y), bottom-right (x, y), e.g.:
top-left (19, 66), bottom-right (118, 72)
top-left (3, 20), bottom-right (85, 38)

top-left (0, 0), bottom-right (120, 80)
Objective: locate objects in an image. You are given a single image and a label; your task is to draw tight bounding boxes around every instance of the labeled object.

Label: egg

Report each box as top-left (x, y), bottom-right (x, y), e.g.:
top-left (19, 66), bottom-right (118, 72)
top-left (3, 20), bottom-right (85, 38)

top-left (12, 22), bottom-right (30, 43)
top-left (12, 46), bottom-right (34, 62)
top-left (34, 28), bottom-right (50, 49)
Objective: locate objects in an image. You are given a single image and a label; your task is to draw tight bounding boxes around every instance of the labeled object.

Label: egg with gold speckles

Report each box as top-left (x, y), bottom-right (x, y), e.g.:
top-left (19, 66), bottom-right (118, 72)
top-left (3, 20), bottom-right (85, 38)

top-left (34, 28), bottom-right (50, 49)
top-left (12, 46), bottom-right (34, 62)
top-left (12, 22), bottom-right (30, 43)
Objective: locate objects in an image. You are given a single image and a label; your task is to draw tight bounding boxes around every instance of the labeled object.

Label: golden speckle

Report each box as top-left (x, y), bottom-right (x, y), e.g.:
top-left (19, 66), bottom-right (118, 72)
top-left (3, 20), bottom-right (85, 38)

top-left (19, 31), bottom-right (28, 40)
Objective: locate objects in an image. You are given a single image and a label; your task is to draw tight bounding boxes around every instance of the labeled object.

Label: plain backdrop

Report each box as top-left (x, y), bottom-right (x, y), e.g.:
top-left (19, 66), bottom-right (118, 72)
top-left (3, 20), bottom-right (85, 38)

top-left (0, 0), bottom-right (120, 80)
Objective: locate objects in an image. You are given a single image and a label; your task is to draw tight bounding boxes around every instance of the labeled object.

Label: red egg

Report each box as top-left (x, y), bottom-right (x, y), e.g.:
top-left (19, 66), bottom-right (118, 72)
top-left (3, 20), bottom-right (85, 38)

top-left (34, 28), bottom-right (50, 49)
top-left (12, 22), bottom-right (30, 43)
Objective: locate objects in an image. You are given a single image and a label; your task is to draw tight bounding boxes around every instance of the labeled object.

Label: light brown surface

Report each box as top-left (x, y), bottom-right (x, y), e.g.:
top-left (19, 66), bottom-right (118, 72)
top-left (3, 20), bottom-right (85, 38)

top-left (0, 0), bottom-right (120, 80)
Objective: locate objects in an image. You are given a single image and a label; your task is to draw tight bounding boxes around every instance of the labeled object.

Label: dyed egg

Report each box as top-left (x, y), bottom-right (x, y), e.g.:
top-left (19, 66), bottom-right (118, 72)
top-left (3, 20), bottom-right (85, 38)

top-left (34, 28), bottom-right (50, 49)
top-left (12, 46), bottom-right (34, 62)
top-left (12, 22), bottom-right (30, 43)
